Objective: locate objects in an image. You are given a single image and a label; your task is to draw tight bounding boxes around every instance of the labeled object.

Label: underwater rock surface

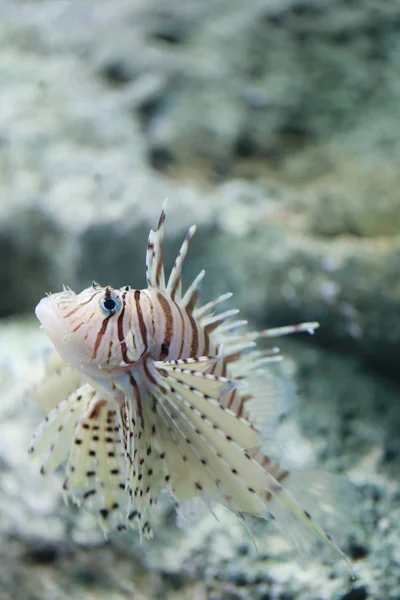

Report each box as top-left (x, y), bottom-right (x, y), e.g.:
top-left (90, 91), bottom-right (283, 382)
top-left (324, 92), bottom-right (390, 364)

top-left (1, 0), bottom-right (400, 377)
top-left (0, 318), bottom-right (399, 599)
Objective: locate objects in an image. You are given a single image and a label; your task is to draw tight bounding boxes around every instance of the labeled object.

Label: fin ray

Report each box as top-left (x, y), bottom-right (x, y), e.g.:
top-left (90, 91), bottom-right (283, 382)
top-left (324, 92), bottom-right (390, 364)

top-left (33, 350), bottom-right (82, 413)
top-left (153, 366), bottom-right (349, 563)
top-left (167, 225), bottom-right (196, 300)
top-left (64, 399), bottom-right (129, 530)
top-left (29, 384), bottom-right (95, 472)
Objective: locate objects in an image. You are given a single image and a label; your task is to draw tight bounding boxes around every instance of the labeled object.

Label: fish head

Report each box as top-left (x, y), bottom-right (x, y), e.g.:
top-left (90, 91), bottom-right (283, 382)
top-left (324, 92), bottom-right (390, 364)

top-left (35, 282), bottom-right (146, 380)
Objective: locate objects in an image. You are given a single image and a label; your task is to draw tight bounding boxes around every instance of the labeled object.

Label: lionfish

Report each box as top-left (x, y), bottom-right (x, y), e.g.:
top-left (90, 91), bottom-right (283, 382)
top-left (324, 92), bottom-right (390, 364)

top-left (29, 202), bottom-right (350, 564)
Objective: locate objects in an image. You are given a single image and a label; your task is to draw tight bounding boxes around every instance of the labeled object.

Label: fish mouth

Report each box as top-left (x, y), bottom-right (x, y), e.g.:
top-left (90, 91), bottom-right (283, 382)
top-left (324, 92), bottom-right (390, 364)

top-left (35, 295), bottom-right (69, 341)
top-left (35, 293), bottom-right (90, 371)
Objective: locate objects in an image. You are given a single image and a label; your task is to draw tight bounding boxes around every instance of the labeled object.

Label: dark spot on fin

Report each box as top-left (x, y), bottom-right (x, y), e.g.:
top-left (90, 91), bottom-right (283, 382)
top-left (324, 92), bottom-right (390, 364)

top-left (83, 490), bottom-right (96, 499)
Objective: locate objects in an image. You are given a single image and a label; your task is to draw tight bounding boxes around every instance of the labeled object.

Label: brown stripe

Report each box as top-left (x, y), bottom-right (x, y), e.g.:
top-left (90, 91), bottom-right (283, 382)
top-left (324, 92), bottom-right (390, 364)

top-left (129, 373), bottom-right (144, 429)
top-left (205, 319), bottom-right (224, 335)
top-left (127, 295), bottom-right (135, 351)
top-left (92, 315), bottom-right (112, 360)
top-left (203, 329), bottom-right (210, 355)
top-left (157, 292), bottom-right (173, 359)
top-left (64, 291), bottom-right (99, 318)
top-left (155, 251), bottom-right (164, 287)
top-left (143, 359), bottom-right (158, 386)
top-left (223, 352), bottom-right (241, 365)
top-left (263, 468), bottom-right (289, 501)
top-left (221, 358), bottom-right (227, 377)
top-left (277, 469), bottom-right (289, 483)
top-left (235, 393), bottom-right (252, 417)
top-left (261, 454), bottom-right (271, 467)
top-left (107, 339), bottom-right (113, 364)
top-left (188, 313), bottom-right (199, 357)
top-left (134, 290), bottom-right (148, 352)
top-left (186, 290), bottom-right (198, 314)
top-left (173, 299), bottom-right (186, 358)
top-left (148, 293), bottom-right (156, 338)
top-left (236, 396), bottom-right (245, 418)
top-left (117, 292), bottom-right (126, 343)
top-left (170, 272), bottom-right (181, 300)
top-left (226, 389), bottom-right (236, 409)
top-left (158, 207), bottom-right (166, 229)
top-left (64, 306), bottom-right (82, 318)
top-left (117, 291), bottom-right (134, 364)
top-left (146, 242), bottom-right (154, 282)
top-left (88, 399), bottom-right (106, 419)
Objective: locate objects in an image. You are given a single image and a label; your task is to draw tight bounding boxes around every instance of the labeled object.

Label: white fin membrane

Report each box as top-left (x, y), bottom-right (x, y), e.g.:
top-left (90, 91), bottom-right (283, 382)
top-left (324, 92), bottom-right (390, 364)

top-left (33, 350), bottom-right (82, 413)
top-left (152, 362), bottom-right (351, 568)
top-left (29, 383), bottom-right (95, 472)
top-left (64, 399), bottom-right (130, 532)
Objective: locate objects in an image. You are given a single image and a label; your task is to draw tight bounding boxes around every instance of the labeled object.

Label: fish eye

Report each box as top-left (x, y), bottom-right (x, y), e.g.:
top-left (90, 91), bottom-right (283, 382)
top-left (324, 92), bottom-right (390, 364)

top-left (100, 293), bottom-right (121, 316)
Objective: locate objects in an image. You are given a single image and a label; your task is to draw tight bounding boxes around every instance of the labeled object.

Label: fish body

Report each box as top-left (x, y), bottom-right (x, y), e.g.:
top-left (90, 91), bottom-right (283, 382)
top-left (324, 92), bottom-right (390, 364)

top-left (30, 202), bottom-right (351, 563)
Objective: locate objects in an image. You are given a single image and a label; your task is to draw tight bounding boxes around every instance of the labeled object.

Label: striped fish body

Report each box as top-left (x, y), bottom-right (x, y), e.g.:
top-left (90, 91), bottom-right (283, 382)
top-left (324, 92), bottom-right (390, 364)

top-left (30, 202), bottom-right (352, 567)
top-left (34, 287), bottom-right (214, 381)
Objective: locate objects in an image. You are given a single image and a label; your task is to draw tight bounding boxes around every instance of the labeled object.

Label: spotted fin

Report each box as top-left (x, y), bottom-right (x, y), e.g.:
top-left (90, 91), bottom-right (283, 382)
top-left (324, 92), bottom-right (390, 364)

top-left (244, 371), bottom-right (296, 436)
top-left (33, 350), bottom-right (82, 413)
top-left (153, 386), bottom-right (239, 506)
top-left (278, 470), bottom-right (357, 543)
top-left (122, 394), bottom-right (166, 539)
top-left (146, 201), bottom-right (167, 289)
top-left (155, 358), bottom-right (261, 449)
top-left (29, 383), bottom-right (95, 472)
top-left (64, 399), bottom-right (130, 532)
top-left (152, 360), bottom-right (351, 566)
top-left (167, 225), bottom-right (197, 301)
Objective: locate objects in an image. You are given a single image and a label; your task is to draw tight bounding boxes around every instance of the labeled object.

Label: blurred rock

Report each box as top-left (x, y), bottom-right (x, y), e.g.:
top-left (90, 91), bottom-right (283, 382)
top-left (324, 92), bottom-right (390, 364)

top-left (2, 176), bottom-right (399, 379)
top-left (1, 0), bottom-right (400, 379)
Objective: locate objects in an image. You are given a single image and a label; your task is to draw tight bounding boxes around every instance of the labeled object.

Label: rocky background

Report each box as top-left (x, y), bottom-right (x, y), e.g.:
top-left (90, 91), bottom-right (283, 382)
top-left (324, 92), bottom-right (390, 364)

top-left (1, 0), bottom-right (400, 599)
